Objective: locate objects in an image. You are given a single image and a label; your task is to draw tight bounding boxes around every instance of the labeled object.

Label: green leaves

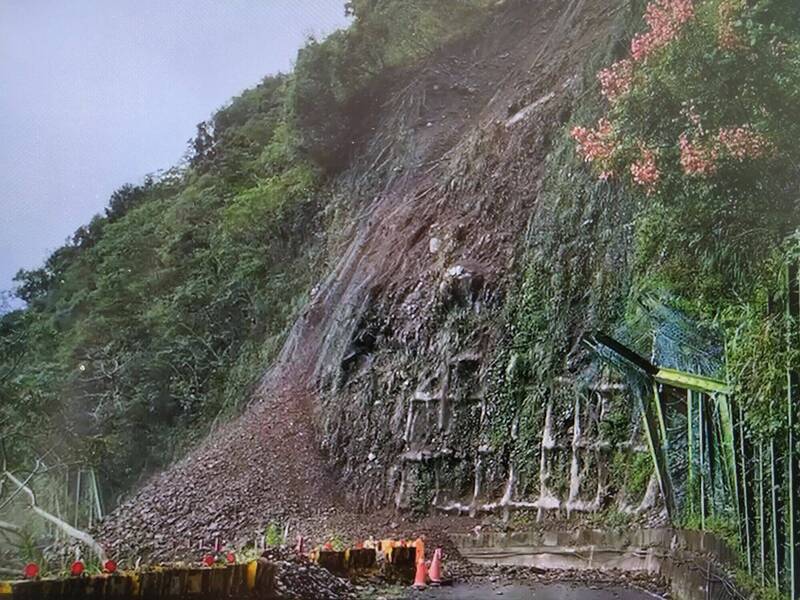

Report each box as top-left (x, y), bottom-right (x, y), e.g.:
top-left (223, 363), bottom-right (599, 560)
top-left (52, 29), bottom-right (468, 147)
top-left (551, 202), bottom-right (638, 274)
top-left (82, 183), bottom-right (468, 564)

top-left (579, 0), bottom-right (800, 221)
top-left (4, 61), bottom-right (326, 502)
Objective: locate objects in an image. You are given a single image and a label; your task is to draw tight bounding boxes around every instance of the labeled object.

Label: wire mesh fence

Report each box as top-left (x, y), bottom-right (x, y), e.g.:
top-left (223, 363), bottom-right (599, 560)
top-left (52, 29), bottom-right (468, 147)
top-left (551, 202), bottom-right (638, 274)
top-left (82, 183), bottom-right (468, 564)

top-left (589, 259), bottom-right (800, 598)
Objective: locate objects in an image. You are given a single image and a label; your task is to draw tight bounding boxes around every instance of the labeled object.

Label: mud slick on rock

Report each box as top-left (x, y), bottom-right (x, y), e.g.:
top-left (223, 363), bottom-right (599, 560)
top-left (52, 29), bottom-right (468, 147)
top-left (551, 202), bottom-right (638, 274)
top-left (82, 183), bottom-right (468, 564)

top-left (93, 1), bottom-right (642, 597)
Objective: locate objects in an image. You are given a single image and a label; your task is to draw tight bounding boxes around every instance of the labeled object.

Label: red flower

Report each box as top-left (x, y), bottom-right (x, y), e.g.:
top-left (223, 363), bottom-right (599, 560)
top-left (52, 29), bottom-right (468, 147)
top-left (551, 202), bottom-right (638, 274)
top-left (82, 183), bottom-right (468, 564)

top-left (630, 146), bottom-right (661, 195)
top-left (70, 561), bottom-right (85, 577)
top-left (718, 0), bottom-right (746, 51)
top-left (571, 118), bottom-right (617, 166)
top-left (23, 563), bottom-right (39, 579)
top-left (679, 133), bottom-right (718, 176)
top-left (226, 552), bottom-right (236, 564)
top-left (631, 0), bottom-right (695, 62)
top-left (103, 559), bottom-right (118, 574)
top-left (598, 59), bottom-right (634, 103)
top-left (202, 554), bottom-right (216, 567)
top-left (717, 126), bottom-right (772, 161)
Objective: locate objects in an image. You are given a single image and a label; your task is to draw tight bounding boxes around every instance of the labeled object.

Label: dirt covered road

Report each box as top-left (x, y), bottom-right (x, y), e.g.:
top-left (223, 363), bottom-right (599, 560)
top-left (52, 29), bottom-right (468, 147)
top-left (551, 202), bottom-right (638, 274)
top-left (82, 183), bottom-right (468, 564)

top-left (387, 582), bottom-right (662, 600)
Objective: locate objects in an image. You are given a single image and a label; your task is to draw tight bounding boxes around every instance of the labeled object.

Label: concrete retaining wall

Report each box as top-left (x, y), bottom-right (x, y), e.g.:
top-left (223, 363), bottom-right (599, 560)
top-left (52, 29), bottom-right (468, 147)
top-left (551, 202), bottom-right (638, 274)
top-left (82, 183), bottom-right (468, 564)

top-left (452, 528), bottom-right (742, 600)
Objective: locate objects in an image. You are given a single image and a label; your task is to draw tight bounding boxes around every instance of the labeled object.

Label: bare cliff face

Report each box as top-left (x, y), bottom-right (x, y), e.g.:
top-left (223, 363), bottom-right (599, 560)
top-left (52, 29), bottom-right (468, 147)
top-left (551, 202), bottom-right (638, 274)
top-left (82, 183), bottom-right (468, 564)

top-left (290, 0), bottom-right (654, 516)
top-left (98, 0), bottom-right (660, 561)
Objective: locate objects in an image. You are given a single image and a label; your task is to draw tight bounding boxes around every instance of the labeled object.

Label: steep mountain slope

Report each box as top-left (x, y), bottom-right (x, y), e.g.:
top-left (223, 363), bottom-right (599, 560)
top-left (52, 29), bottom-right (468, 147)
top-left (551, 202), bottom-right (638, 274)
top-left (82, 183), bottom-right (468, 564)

top-left (4, 3), bottom-right (798, 597)
top-left (284, 0), bottom-right (631, 515)
top-left (96, 0), bottom-right (641, 560)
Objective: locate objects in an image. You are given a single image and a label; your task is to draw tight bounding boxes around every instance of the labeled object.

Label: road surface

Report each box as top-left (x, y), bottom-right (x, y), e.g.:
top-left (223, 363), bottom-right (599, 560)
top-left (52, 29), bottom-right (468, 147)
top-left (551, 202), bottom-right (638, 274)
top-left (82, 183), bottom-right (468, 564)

top-left (398, 582), bottom-right (661, 599)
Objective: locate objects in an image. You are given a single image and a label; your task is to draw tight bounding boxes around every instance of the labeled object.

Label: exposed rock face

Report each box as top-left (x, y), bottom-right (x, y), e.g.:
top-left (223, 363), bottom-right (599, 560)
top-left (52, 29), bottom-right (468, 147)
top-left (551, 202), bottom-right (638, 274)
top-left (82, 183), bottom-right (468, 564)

top-left (97, 0), bottom-right (661, 560)
top-left (277, 0), bottom-right (659, 519)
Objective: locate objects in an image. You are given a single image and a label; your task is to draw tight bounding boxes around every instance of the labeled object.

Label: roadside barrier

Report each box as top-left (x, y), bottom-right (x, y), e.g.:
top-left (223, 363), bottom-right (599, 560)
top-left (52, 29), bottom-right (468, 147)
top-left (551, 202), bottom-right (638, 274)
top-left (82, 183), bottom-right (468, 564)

top-left (0, 537), bottom-right (423, 598)
top-left (0, 559), bottom-right (276, 600)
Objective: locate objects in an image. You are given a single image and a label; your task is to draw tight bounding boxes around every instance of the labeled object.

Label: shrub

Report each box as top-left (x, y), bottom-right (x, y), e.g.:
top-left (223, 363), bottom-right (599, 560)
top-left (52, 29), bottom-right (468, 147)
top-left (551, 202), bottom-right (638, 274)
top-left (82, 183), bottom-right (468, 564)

top-left (571, 0), bottom-right (800, 303)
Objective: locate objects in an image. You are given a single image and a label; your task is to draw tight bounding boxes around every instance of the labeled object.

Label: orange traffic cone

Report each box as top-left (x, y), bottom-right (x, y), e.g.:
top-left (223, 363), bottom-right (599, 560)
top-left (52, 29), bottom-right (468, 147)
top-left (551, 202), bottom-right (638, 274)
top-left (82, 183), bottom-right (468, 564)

top-left (414, 536), bottom-right (425, 565)
top-left (412, 559), bottom-right (428, 589)
top-left (429, 548), bottom-right (443, 585)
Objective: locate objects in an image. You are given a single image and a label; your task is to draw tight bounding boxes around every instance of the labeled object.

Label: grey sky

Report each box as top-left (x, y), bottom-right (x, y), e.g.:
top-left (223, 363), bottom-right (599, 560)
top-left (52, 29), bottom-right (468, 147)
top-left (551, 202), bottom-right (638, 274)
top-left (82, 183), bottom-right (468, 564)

top-left (0, 0), bottom-right (349, 300)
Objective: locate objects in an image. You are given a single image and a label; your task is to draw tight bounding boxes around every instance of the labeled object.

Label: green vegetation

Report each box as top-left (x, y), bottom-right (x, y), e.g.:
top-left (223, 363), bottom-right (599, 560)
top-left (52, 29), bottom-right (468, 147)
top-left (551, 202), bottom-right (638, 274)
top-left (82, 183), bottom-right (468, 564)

top-left (410, 464), bottom-right (437, 519)
top-left (290, 0), bottom-right (491, 168)
top-left (584, 0), bottom-right (800, 435)
top-left (490, 0), bottom-right (800, 484)
top-left (3, 0), bottom-right (798, 591)
top-left (2, 74), bottom-right (322, 504)
top-left (263, 523), bottom-right (284, 548)
top-left (609, 448), bottom-right (653, 499)
top-left (723, 242), bottom-right (800, 437)
top-left (486, 0), bottom-right (800, 594)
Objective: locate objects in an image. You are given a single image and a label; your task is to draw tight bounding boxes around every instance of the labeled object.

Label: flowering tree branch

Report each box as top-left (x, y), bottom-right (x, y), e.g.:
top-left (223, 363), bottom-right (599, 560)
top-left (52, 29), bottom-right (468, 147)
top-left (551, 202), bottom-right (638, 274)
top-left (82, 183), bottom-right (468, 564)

top-left (570, 0), bottom-right (791, 196)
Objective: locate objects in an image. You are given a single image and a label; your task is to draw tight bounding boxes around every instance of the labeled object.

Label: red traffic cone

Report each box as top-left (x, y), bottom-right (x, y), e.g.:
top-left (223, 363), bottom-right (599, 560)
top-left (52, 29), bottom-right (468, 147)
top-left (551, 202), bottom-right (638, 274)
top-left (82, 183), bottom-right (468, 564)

top-left (412, 559), bottom-right (428, 589)
top-left (429, 548), bottom-right (443, 585)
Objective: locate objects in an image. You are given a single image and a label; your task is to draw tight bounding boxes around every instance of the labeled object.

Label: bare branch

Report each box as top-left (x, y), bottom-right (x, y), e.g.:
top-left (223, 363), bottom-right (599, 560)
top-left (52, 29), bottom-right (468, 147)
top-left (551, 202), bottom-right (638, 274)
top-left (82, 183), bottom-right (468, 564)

top-left (0, 519), bottom-right (22, 534)
top-left (4, 470), bottom-right (107, 562)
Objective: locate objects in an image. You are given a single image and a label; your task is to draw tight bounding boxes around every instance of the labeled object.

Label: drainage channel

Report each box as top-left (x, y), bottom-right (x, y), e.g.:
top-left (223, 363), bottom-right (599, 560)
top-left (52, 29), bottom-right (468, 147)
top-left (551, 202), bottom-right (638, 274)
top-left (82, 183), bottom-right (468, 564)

top-left (450, 528), bottom-right (741, 600)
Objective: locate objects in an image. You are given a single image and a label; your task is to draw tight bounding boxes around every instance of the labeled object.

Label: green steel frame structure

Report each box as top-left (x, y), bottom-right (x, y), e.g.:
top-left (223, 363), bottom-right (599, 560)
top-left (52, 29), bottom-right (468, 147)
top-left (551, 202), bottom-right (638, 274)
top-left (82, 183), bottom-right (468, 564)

top-left (585, 262), bottom-right (800, 597)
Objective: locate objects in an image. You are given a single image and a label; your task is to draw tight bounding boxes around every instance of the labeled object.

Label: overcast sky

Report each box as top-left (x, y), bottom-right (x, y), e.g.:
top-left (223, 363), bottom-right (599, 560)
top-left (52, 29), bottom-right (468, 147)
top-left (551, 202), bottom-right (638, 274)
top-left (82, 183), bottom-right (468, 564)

top-left (0, 0), bottom-right (350, 302)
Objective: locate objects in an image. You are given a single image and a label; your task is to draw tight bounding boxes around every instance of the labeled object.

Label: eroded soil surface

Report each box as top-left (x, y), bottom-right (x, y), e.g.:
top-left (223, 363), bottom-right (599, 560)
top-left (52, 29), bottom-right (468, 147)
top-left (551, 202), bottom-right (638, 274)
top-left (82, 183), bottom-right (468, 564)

top-left (91, 6), bottom-right (652, 600)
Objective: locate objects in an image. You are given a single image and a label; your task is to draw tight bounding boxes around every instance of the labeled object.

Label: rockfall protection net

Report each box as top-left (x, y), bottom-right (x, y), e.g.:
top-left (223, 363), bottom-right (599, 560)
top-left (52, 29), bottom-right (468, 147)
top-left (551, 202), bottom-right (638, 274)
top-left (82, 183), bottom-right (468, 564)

top-left (591, 297), bottom-right (735, 525)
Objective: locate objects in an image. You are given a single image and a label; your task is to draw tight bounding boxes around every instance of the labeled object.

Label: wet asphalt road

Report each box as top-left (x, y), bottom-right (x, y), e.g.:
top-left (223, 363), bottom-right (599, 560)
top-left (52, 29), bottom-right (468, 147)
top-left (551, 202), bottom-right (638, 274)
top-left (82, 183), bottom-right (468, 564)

top-left (398, 582), bottom-right (662, 599)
